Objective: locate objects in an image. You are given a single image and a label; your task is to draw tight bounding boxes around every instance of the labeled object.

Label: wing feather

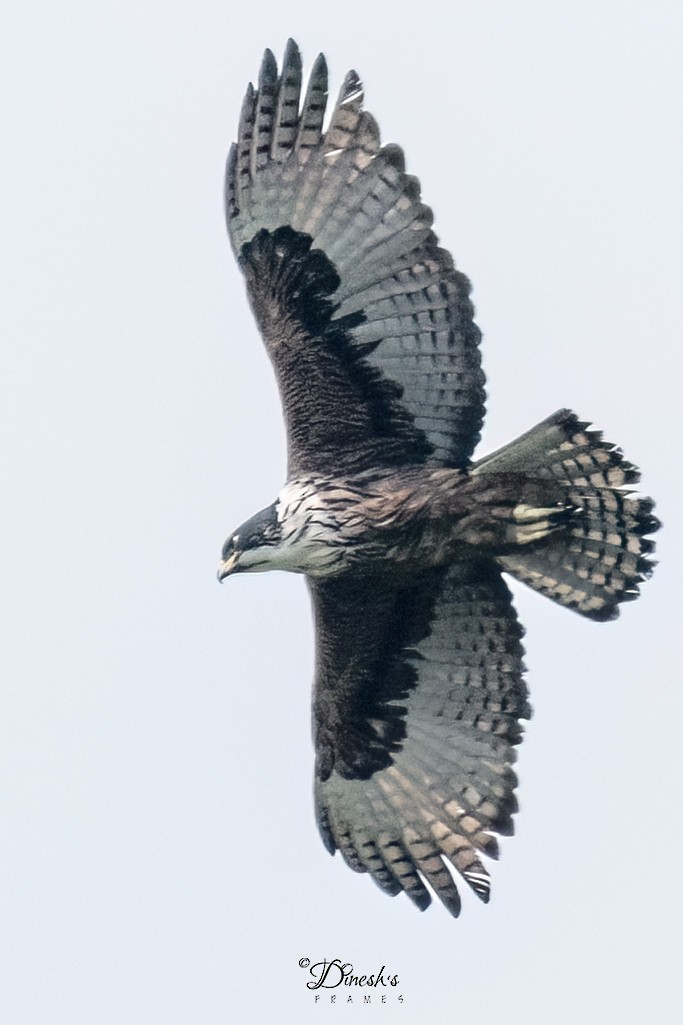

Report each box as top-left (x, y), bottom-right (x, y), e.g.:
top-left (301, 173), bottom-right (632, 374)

top-left (296, 51), bottom-right (328, 158)
top-left (310, 561), bottom-right (528, 916)
top-left (270, 39), bottom-right (302, 160)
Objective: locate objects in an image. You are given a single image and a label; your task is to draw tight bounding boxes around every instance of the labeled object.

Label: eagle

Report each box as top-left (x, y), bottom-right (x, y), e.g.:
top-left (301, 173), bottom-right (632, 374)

top-left (217, 40), bottom-right (659, 918)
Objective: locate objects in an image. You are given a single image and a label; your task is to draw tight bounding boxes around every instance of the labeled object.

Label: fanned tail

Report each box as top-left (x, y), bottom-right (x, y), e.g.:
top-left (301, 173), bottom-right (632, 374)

top-left (473, 410), bottom-right (660, 620)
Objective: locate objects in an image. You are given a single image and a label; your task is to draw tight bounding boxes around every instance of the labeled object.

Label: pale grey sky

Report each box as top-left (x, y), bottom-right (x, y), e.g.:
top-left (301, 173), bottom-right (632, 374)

top-left (2, 2), bottom-right (681, 1023)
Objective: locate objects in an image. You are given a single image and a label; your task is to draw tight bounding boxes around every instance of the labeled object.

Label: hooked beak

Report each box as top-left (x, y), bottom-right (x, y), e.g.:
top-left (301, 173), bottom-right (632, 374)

top-left (217, 551), bottom-right (240, 582)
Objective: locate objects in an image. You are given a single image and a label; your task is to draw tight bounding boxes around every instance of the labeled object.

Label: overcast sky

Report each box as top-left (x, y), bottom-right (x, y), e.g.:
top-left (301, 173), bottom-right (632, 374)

top-left (2, 2), bottom-right (681, 1023)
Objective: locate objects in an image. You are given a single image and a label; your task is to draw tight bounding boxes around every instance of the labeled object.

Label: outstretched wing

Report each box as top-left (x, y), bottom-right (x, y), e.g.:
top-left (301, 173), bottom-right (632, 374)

top-left (310, 560), bottom-right (528, 916)
top-left (227, 40), bottom-right (485, 475)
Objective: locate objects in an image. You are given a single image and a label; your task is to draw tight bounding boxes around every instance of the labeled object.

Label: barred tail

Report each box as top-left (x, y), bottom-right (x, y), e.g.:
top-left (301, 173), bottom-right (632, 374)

top-left (473, 410), bottom-right (660, 621)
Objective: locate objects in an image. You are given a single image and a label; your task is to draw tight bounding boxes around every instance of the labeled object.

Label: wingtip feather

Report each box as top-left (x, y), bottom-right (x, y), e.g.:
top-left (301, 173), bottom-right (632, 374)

top-left (259, 48), bottom-right (278, 88)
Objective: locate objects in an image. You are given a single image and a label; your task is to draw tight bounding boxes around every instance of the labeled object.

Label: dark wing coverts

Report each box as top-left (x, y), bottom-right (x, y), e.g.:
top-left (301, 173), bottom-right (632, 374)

top-left (226, 40), bottom-right (485, 473)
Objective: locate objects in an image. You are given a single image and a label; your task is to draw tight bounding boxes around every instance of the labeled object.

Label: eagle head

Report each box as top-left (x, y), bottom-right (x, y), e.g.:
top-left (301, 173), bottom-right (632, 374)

top-left (217, 504), bottom-right (282, 580)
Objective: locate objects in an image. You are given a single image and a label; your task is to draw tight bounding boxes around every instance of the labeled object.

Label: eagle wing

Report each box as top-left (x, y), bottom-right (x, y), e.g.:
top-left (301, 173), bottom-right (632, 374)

top-left (309, 560), bottom-right (528, 916)
top-left (226, 40), bottom-right (485, 475)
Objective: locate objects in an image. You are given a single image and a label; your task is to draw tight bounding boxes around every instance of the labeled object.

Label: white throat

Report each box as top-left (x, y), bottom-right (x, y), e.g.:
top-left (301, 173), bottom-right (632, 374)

top-left (273, 479), bottom-right (347, 575)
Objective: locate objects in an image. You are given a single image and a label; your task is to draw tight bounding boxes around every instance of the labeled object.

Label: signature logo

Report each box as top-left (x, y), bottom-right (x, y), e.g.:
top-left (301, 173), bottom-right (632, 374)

top-left (298, 958), bottom-right (404, 1004)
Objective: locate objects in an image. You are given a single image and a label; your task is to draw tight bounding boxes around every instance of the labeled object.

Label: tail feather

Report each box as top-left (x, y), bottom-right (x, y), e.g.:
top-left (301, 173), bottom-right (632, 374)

top-left (474, 410), bottom-right (659, 620)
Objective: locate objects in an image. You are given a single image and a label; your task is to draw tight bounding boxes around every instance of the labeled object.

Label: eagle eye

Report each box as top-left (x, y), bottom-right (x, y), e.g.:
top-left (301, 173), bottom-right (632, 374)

top-left (221, 533), bottom-right (240, 561)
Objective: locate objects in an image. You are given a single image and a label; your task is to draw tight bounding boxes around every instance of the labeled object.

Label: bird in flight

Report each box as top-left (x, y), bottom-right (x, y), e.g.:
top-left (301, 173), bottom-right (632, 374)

top-left (218, 40), bottom-right (659, 917)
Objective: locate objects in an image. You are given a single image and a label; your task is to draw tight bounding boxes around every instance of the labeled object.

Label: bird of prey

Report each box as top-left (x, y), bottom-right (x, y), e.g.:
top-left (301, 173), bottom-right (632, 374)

top-left (218, 40), bottom-right (659, 918)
